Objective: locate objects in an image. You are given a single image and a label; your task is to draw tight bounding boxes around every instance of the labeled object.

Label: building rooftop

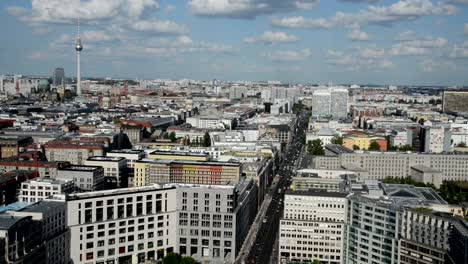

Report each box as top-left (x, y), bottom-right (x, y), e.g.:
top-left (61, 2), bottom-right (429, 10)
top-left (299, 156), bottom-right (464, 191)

top-left (0, 202), bottom-right (32, 213)
top-left (411, 164), bottom-right (441, 173)
top-left (149, 151), bottom-right (208, 157)
top-left (87, 156), bottom-right (125, 162)
top-left (21, 201), bottom-right (65, 213)
top-left (67, 184), bottom-right (175, 200)
top-left (23, 177), bottom-right (73, 185)
top-left (0, 215), bottom-right (28, 230)
top-left (326, 144), bottom-right (354, 155)
top-left (60, 165), bottom-right (102, 172)
top-left (286, 189), bottom-right (349, 198)
top-left (108, 149), bottom-right (144, 154)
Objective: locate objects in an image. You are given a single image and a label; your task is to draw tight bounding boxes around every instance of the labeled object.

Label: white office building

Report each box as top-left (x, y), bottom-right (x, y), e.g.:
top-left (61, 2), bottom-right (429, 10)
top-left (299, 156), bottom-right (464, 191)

top-left (65, 179), bottom-right (257, 264)
top-left (312, 90), bottom-right (331, 117)
top-left (85, 156), bottom-right (127, 187)
top-left (423, 126), bottom-right (451, 153)
top-left (279, 191), bottom-right (347, 264)
top-left (66, 185), bottom-right (178, 264)
top-left (107, 150), bottom-right (145, 169)
top-left (19, 177), bottom-right (75, 203)
top-left (312, 88), bottom-right (348, 119)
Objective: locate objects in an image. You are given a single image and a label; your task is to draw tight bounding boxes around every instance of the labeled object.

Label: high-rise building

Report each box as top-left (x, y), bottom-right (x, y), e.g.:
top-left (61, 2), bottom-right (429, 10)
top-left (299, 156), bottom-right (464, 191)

top-left (422, 126), bottom-right (451, 153)
top-left (0, 200), bottom-right (70, 264)
top-left (442, 91), bottom-right (468, 114)
top-left (343, 182), bottom-right (450, 264)
top-left (312, 87), bottom-right (348, 119)
top-left (52, 67), bottom-right (65, 86)
top-left (65, 179), bottom-right (257, 264)
top-left (331, 88), bottom-right (349, 119)
top-left (399, 208), bottom-right (452, 264)
top-left (279, 190), bottom-right (347, 263)
top-left (312, 90), bottom-right (331, 117)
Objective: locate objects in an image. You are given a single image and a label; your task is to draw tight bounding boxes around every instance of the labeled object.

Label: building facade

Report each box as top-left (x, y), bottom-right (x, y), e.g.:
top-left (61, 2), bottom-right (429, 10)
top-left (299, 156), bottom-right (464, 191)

top-left (314, 152), bottom-right (468, 182)
top-left (85, 156), bottom-right (127, 187)
top-left (279, 191), bottom-right (347, 264)
top-left (57, 165), bottom-right (104, 191)
top-left (19, 177), bottom-right (74, 203)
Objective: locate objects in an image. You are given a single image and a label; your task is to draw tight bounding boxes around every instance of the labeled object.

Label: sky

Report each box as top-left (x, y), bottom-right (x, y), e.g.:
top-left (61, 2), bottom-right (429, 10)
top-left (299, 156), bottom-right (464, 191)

top-left (0, 0), bottom-right (467, 85)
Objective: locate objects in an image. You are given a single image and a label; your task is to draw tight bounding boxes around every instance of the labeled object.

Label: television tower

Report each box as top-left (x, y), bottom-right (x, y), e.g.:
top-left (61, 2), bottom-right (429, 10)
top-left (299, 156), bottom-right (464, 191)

top-left (75, 3), bottom-right (83, 96)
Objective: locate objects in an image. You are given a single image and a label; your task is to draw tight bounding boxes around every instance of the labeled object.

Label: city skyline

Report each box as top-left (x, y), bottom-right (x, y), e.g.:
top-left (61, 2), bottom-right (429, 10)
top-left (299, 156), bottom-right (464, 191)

top-left (0, 0), bottom-right (467, 86)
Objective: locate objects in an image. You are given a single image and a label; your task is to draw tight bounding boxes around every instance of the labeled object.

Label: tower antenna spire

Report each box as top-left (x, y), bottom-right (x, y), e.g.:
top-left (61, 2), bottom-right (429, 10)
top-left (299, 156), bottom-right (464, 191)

top-left (75, 0), bottom-right (83, 97)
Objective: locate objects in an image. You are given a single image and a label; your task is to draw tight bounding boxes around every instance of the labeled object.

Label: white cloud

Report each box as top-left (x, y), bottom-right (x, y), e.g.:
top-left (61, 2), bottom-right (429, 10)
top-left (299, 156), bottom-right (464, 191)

top-left (271, 16), bottom-right (331, 29)
top-left (446, 0), bottom-right (468, 4)
top-left (359, 46), bottom-right (385, 58)
top-left (420, 59), bottom-right (456, 72)
top-left (332, 0), bottom-right (456, 27)
top-left (327, 50), bottom-right (393, 70)
top-left (130, 19), bottom-right (189, 35)
top-left (244, 31), bottom-right (298, 44)
top-left (262, 49), bottom-right (312, 61)
top-left (164, 5), bottom-right (177, 15)
top-left (449, 41), bottom-right (468, 58)
top-left (339, 0), bottom-right (382, 2)
top-left (389, 36), bottom-right (448, 56)
top-left (81, 30), bottom-right (120, 42)
top-left (29, 51), bottom-right (48, 60)
top-left (348, 28), bottom-right (370, 41)
top-left (395, 30), bottom-right (418, 41)
top-left (8, 0), bottom-right (160, 23)
top-left (389, 44), bottom-right (430, 56)
top-left (188, 0), bottom-right (320, 19)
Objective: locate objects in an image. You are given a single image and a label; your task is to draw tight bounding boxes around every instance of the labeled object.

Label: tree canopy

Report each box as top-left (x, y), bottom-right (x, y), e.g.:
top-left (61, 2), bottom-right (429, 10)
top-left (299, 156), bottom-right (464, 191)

top-left (307, 139), bottom-right (325, 156)
top-left (160, 253), bottom-right (196, 264)
top-left (368, 141), bottom-right (381, 151)
top-left (331, 136), bottom-right (343, 145)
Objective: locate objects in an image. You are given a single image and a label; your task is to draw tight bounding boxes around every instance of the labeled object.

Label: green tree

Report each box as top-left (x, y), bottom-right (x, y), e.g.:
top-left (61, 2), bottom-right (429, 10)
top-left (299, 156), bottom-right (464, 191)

top-left (331, 136), bottom-right (343, 145)
top-left (292, 101), bottom-right (305, 114)
top-left (203, 132), bottom-right (211, 147)
top-left (307, 139), bottom-right (325, 156)
top-left (398, 145), bottom-right (413, 151)
top-left (169, 132), bottom-right (177, 142)
top-left (163, 253), bottom-right (180, 264)
top-left (180, 257), bottom-right (196, 264)
top-left (438, 181), bottom-right (468, 204)
top-left (194, 137), bottom-right (200, 147)
top-left (457, 142), bottom-right (467, 148)
top-left (163, 133), bottom-right (169, 139)
top-left (368, 141), bottom-right (381, 151)
top-left (312, 260), bottom-right (321, 264)
top-left (352, 145), bottom-right (360, 150)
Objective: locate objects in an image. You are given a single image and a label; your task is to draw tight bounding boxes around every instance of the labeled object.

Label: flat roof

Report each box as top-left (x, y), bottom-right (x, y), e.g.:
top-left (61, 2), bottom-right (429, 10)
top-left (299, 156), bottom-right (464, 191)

top-left (108, 149), bottom-right (144, 154)
top-left (0, 215), bottom-right (28, 229)
top-left (411, 165), bottom-right (441, 173)
top-left (67, 185), bottom-right (175, 200)
top-left (149, 151), bottom-right (208, 157)
top-left (0, 202), bottom-right (32, 213)
top-left (21, 201), bottom-right (65, 213)
top-left (24, 177), bottom-right (73, 185)
top-left (286, 189), bottom-right (349, 198)
top-left (87, 156), bottom-right (125, 162)
top-left (60, 165), bottom-right (102, 172)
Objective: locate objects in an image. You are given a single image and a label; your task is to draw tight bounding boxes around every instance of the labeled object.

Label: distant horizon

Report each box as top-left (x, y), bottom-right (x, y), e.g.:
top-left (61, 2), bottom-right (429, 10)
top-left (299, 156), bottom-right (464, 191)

top-left (1, 72), bottom-right (467, 88)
